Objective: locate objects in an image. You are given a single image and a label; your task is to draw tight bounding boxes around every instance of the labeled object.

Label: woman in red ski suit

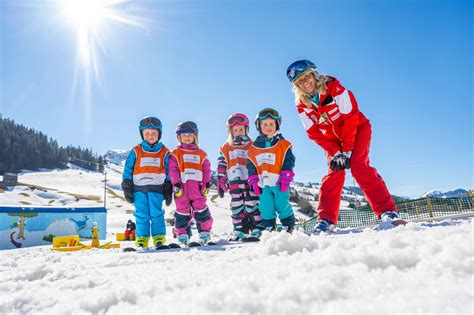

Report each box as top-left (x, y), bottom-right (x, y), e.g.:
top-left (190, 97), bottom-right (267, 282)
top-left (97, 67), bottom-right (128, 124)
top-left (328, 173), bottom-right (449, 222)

top-left (286, 59), bottom-right (403, 232)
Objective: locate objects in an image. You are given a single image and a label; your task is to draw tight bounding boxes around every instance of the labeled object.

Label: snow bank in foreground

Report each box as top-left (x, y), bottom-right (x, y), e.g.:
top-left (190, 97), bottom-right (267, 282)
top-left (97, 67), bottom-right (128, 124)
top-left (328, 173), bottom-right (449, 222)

top-left (1, 219), bottom-right (472, 314)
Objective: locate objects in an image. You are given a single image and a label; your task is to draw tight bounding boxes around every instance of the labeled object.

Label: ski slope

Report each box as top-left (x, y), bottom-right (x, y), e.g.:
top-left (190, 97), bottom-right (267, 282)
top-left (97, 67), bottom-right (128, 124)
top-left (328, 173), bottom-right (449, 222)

top-left (0, 167), bottom-right (472, 314)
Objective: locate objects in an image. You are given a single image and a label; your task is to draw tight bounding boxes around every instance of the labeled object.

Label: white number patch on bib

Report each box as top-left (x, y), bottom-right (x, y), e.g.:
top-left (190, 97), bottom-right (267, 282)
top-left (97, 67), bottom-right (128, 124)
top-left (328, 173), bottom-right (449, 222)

top-left (140, 157), bottom-right (161, 167)
top-left (181, 168), bottom-right (203, 182)
top-left (183, 154), bottom-right (201, 164)
top-left (255, 153), bottom-right (276, 166)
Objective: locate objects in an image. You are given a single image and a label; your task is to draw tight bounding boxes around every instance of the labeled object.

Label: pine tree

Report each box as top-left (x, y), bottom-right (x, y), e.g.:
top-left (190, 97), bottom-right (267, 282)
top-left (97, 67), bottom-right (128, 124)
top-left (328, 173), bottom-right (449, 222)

top-left (0, 118), bottom-right (104, 173)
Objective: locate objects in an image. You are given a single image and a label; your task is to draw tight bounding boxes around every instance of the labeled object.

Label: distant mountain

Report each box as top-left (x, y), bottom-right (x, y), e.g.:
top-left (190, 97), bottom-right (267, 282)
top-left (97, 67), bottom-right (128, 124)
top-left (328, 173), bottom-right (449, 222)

top-left (294, 181), bottom-right (410, 202)
top-left (423, 189), bottom-right (471, 198)
top-left (342, 186), bottom-right (364, 196)
top-left (104, 149), bottom-right (130, 165)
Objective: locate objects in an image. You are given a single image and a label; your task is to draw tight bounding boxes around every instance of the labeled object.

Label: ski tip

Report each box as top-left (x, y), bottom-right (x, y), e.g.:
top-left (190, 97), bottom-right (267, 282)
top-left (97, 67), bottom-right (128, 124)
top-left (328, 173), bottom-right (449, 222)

top-left (241, 237), bottom-right (260, 243)
top-left (123, 247), bottom-right (137, 252)
top-left (392, 219), bottom-right (408, 226)
top-left (188, 242), bottom-right (202, 247)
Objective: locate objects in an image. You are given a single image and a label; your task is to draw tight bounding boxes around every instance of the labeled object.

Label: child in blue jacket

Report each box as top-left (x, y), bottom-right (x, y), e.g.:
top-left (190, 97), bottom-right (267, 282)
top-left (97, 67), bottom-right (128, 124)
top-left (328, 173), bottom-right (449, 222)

top-left (121, 116), bottom-right (173, 249)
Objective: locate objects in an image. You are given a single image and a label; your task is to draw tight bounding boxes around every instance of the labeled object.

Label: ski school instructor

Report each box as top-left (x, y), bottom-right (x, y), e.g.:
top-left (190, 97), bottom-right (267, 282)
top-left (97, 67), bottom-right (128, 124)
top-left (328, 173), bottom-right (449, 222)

top-left (286, 59), bottom-right (401, 232)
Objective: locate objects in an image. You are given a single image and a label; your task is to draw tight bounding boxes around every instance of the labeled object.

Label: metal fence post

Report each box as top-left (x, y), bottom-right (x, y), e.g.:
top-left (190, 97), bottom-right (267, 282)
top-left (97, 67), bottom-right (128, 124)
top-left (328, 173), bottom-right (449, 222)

top-left (425, 196), bottom-right (433, 218)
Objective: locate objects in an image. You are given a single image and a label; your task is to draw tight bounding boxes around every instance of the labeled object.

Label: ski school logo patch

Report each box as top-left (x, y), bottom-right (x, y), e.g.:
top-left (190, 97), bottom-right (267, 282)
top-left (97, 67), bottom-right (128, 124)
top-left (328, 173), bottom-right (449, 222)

top-left (183, 154), bottom-right (200, 164)
top-left (318, 113), bottom-right (329, 125)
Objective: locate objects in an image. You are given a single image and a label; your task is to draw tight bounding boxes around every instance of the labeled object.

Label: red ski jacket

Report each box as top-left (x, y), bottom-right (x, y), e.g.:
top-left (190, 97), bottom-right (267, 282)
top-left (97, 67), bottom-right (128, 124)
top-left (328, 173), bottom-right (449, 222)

top-left (296, 76), bottom-right (369, 156)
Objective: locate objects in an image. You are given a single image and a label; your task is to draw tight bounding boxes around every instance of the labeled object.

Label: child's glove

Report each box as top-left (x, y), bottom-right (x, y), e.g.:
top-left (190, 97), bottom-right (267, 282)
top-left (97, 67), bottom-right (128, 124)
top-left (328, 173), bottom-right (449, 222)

top-left (201, 182), bottom-right (210, 196)
top-left (173, 183), bottom-right (183, 198)
top-left (248, 175), bottom-right (261, 196)
top-left (218, 177), bottom-right (227, 198)
top-left (121, 179), bottom-right (134, 203)
top-left (277, 170), bottom-right (295, 192)
top-left (163, 181), bottom-right (173, 206)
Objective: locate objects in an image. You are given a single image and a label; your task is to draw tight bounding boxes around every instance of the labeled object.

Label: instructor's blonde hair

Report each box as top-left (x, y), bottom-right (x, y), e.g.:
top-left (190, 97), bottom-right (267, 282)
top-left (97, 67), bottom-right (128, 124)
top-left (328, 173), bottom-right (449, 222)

top-left (293, 70), bottom-right (330, 106)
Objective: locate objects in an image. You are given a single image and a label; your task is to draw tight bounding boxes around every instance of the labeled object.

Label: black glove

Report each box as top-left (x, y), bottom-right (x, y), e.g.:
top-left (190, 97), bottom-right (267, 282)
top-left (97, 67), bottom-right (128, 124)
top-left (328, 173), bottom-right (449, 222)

top-left (340, 151), bottom-right (352, 169)
top-left (329, 152), bottom-right (344, 171)
top-left (163, 181), bottom-right (173, 206)
top-left (121, 179), bottom-right (134, 203)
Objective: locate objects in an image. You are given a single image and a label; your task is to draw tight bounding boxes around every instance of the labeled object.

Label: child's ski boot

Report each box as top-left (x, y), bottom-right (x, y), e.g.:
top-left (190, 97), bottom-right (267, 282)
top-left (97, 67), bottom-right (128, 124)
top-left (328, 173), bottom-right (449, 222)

top-left (282, 226), bottom-right (294, 234)
top-left (198, 231), bottom-right (210, 245)
top-left (177, 234), bottom-right (189, 246)
top-left (242, 229), bottom-right (261, 243)
top-left (166, 233), bottom-right (189, 249)
top-left (123, 236), bottom-right (149, 252)
top-left (153, 235), bottom-right (170, 250)
top-left (229, 231), bottom-right (247, 242)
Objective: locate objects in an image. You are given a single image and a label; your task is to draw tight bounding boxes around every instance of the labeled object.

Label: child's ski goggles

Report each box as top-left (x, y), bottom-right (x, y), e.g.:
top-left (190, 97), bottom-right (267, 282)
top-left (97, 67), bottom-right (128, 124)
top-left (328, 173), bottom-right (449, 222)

top-left (257, 108), bottom-right (281, 121)
top-left (139, 117), bottom-right (162, 130)
top-left (227, 113), bottom-right (250, 127)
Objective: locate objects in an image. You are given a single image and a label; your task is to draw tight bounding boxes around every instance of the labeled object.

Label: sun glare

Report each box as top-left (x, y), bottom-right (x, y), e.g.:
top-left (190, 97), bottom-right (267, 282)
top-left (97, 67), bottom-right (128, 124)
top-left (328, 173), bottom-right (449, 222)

top-left (58, 0), bottom-right (147, 80)
top-left (61, 0), bottom-right (106, 30)
top-left (55, 0), bottom-right (148, 142)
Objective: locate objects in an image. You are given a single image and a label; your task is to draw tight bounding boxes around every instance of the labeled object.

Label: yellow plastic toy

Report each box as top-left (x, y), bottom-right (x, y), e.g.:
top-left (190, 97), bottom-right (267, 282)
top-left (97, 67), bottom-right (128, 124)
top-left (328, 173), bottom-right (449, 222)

top-left (51, 235), bottom-right (84, 251)
top-left (51, 222), bottom-right (120, 251)
top-left (116, 233), bottom-right (126, 241)
top-left (91, 224), bottom-right (100, 248)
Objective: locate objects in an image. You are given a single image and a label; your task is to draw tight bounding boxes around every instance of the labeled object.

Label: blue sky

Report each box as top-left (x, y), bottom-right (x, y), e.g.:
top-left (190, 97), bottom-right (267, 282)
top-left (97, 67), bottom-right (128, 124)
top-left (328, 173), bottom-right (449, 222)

top-left (1, 0), bottom-right (472, 197)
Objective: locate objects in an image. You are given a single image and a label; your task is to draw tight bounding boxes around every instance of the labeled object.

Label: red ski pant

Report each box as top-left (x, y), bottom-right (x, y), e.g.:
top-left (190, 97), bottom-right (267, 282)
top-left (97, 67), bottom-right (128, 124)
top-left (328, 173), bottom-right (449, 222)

top-left (317, 122), bottom-right (396, 224)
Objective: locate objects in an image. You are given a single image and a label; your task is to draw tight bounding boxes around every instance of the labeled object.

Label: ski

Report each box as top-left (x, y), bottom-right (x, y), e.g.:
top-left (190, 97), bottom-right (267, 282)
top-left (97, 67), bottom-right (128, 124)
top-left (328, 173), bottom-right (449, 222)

top-left (240, 236), bottom-right (260, 243)
top-left (123, 247), bottom-right (138, 252)
top-left (122, 244), bottom-right (171, 252)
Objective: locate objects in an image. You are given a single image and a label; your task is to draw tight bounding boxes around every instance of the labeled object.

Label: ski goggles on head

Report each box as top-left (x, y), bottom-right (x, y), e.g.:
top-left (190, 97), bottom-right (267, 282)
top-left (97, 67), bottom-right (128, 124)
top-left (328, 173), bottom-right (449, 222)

top-left (227, 114), bottom-right (249, 127)
top-left (140, 117), bottom-right (162, 130)
top-left (287, 59), bottom-right (317, 82)
top-left (257, 108), bottom-right (280, 120)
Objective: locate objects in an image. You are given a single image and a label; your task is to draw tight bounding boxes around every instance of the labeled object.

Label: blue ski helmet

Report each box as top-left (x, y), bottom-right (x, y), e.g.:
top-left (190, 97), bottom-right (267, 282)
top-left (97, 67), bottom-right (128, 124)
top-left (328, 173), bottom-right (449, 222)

top-left (286, 59), bottom-right (317, 82)
top-left (254, 108), bottom-right (282, 133)
top-left (176, 121), bottom-right (198, 135)
top-left (139, 116), bottom-right (162, 140)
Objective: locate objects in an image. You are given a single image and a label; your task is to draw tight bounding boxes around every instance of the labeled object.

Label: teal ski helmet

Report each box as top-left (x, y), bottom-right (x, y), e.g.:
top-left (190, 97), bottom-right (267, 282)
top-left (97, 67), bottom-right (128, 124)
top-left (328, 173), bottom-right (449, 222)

top-left (139, 116), bottom-right (162, 140)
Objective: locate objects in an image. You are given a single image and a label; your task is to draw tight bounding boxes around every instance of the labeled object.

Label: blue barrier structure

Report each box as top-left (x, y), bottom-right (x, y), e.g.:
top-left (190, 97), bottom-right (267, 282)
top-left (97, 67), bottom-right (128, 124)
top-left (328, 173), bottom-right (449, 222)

top-left (0, 206), bottom-right (107, 250)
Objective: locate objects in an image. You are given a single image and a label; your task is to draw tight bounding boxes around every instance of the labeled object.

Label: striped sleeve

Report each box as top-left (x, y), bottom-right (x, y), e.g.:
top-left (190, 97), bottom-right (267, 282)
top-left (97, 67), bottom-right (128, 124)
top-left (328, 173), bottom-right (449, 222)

top-left (217, 152), bottom-right (228, 180)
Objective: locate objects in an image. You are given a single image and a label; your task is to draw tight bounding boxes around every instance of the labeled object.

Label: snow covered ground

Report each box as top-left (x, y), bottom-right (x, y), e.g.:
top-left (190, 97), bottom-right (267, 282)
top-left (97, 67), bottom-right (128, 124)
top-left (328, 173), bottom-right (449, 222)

top-left (0, 167), bottom-right (473, 314)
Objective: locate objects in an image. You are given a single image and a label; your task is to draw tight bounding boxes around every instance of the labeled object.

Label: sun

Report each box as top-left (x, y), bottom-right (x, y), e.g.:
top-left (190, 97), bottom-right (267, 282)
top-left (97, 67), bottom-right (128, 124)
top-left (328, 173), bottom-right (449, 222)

top-left (61, 0), bottom-right (106, 31)
top-left (58, 0), bottom-right (147, 81)
top-left (55, 0), bottom-right (148, 139)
